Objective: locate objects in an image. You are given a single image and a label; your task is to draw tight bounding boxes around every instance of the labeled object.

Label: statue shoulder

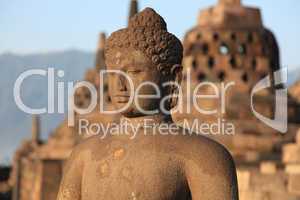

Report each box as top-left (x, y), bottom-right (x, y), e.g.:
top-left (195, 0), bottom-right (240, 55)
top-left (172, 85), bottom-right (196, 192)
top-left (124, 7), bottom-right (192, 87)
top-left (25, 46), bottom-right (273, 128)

top-left (73, 135), bottom-right (110, 156)
top-left (66, 136), bottom-right (107, 165)
top-left (178, 132), bottom-right (236, 180)
top-left (166, 127), bottom-right (235, 170)
top-left (156, 127), bottom-right (233, 163)
top-left (178, 132), bottom-right (238, 199)
top-left (188, 132), bottom-right (233, 163)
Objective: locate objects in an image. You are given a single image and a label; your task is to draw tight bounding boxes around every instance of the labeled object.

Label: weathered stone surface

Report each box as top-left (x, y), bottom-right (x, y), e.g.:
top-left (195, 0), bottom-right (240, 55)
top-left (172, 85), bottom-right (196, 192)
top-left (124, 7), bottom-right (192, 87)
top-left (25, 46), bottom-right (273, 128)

top-left (297, 130), bottom-right (300, 144)
top-left (237, 170), bottom-right (250, 190)
top-left (250, 172), bottom-right (287, 192)
top-left (181, 0), bottom-right (281, 142)
top-left (233, 135), bottom-right (274, 152)
top-left (238, 190), bottom-right (263, 200)
top-left (288, 174), bottom-right (300, 196)
top-left (198, 0), bottom-right (263, 29)
top-left (283, 144), bottom-right (300, 164)
top-left (260, 162), bottom-right (277, 174)
top-left (286, 164), bottom-right (300, 174)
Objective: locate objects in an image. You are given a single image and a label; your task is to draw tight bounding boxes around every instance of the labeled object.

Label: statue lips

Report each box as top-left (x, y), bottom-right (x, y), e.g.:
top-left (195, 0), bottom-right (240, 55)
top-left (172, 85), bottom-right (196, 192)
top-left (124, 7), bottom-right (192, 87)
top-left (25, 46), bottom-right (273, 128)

top-left (114, 94), bottom-right (131, 103)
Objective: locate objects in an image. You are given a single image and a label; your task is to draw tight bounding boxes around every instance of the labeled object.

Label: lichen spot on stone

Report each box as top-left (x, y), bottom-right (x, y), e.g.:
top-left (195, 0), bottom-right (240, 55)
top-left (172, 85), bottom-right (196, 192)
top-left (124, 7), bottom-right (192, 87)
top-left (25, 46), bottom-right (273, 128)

top-left (99, 162), bottom-right (109, 177)
top-left (114, 148), bottom-right (125, 159)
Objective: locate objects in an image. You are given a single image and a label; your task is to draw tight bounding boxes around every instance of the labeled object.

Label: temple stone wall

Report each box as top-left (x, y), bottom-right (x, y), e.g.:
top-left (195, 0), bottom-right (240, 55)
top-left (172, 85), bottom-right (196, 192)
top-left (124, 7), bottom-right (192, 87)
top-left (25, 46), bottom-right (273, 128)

top-left (18, 158), bottom-right (63, 200)
top-left (237, 168), bottom-right (299, 200)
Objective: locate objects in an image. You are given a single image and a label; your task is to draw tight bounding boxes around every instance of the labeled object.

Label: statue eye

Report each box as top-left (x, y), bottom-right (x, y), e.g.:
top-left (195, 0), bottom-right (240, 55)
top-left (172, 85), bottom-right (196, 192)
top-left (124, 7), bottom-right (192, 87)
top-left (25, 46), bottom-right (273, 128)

top-left (127, 70), bottom-right (142, 74)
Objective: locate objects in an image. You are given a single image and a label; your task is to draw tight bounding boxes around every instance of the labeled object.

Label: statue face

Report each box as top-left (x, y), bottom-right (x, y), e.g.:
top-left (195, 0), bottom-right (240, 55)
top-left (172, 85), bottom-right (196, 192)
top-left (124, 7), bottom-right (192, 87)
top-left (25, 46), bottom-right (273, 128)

top-left (107, 50), bottom-right (163, 117)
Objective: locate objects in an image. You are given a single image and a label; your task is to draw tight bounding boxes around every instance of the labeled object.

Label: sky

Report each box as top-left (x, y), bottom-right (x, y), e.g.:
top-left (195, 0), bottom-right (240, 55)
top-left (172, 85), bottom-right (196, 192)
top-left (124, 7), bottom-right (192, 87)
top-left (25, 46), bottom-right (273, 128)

top-left (0, 0), bottom-right (300, 68)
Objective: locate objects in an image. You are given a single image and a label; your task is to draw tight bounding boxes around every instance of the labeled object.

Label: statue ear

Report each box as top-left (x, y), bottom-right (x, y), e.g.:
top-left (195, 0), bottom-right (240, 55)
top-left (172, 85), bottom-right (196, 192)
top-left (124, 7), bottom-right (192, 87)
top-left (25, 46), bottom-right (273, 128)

top-left (169, 64), bottom-right (183, 109)
top-left (171, 64), bottom-right (183, 76)
top-left (171, 64), bottom-right (183, 84)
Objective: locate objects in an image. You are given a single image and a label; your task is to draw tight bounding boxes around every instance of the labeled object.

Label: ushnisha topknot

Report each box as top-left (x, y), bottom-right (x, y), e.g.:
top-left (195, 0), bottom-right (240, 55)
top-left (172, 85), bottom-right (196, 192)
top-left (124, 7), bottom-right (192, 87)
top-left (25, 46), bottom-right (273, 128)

top-left (105, 8), bottom-right (183, 76)
top-left (128, 7), bottom-right (167, 30)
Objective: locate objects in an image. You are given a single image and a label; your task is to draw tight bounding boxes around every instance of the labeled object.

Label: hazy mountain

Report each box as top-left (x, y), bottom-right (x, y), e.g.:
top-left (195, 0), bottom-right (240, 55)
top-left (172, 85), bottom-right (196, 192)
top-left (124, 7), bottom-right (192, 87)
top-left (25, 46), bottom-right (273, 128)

top-left (0, 50), bottom-right (94, 163)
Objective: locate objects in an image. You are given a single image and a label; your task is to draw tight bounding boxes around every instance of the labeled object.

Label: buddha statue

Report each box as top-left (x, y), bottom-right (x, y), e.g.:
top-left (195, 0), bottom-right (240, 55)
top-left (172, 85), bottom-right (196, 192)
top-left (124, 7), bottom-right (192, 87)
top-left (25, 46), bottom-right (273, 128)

top-left (57, 8), bottom-right (238, 200)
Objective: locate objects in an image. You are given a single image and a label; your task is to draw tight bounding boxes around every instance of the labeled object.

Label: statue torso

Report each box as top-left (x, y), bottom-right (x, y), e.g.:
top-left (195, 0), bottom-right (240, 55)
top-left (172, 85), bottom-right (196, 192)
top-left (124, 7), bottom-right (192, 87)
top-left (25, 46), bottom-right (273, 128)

top-left (80, 132), bottom-right (191, 200)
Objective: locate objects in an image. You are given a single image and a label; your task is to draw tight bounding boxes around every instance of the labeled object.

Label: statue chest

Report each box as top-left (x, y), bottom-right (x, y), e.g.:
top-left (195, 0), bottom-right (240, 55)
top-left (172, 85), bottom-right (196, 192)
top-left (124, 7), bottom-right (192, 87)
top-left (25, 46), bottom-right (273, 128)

top-left (81, 151), bottom-right (190, 200)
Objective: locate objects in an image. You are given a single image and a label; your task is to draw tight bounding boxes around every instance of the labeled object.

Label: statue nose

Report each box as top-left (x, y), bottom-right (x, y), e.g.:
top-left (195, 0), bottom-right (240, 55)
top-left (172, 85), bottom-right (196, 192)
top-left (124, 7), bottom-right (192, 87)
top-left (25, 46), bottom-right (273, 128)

top-left (117, 75), bottom-right (127, 91)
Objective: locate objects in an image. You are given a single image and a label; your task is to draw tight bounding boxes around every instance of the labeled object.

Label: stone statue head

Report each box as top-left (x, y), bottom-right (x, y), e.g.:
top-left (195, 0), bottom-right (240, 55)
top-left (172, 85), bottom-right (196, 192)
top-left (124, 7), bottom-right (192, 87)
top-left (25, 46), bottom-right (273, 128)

top-left (105, 8), bottom-right (183, 117)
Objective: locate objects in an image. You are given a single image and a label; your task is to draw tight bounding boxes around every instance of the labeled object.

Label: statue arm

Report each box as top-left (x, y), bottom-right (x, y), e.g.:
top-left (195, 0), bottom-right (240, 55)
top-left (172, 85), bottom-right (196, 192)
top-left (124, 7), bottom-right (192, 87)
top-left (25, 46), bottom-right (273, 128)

top-left (185, 144), bottom-right (239, 200)
top-left (57, 148), bottom-right (83, 200)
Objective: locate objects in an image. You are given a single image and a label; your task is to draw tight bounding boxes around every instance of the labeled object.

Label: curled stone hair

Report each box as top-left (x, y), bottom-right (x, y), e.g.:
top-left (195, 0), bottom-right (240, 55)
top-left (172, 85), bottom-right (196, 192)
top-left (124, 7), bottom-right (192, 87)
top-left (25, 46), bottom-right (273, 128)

top-left (105, 8), bottom-right (183, 76)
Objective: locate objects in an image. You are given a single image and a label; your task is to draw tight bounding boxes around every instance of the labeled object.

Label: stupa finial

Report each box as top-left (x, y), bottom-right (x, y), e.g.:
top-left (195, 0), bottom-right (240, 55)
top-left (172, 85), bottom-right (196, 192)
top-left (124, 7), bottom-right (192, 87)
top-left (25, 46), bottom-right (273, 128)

top-left (128, 0), bottom-right (139, 25)
top-left (95, 32), bottom-right (106, 71)
top-left (31, 115), bottom-right (40, 143)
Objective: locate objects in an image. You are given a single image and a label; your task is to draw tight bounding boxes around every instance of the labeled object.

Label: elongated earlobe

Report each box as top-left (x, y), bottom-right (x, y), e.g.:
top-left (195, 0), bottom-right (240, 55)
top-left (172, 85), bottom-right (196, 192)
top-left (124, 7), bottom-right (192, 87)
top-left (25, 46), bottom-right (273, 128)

top-left (169, 64), bottom-right (183, 109)
top-left (171, 64), bottom-right (183, 76)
